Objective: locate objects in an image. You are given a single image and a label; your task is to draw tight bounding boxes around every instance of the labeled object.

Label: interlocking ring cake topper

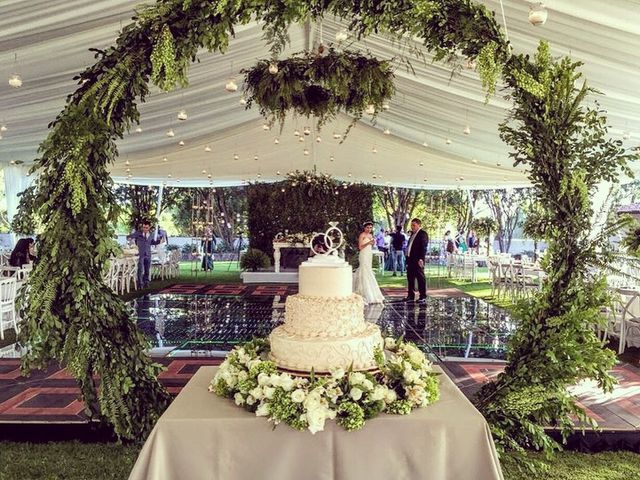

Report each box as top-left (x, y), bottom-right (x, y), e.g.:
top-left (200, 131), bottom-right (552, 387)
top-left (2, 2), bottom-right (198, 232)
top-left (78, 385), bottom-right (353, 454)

top-left (309, 222), bottom-right (344, 257)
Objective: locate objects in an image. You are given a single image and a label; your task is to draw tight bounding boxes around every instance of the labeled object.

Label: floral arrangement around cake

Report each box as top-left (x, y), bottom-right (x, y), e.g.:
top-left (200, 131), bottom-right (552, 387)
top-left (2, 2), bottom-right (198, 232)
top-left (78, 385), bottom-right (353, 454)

top-left (209, 337), bottom-right (440, 434)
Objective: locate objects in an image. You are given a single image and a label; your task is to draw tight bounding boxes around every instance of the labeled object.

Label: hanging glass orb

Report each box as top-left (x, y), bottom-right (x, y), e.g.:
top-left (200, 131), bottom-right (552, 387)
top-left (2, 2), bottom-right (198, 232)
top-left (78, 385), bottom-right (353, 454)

top-left (8, 73), bottom-right (22, 88)
top-left (177, 110), bottom-right (188, 121)
top-left (225, 79), bottom-right (238, 92)
top-left (268, 63), bottom-right (279, 74)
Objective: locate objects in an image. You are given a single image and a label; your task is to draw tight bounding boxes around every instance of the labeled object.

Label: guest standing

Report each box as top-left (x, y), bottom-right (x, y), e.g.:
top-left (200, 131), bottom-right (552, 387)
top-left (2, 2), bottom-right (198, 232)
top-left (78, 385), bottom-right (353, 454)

top-left (405, 218), bottom-right (429, 303)
top-left (127, 220), bottom-right (161, 289)
top-left (390, 225), bottom-right (406, 277)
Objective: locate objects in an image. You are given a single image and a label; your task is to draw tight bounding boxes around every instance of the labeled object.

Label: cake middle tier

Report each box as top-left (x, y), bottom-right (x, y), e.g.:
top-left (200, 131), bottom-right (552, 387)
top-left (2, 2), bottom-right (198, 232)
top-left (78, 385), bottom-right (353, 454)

top-left (298, 263), bottom-right (353, 298)
top-left (282, 294), bottom-right (366, 337)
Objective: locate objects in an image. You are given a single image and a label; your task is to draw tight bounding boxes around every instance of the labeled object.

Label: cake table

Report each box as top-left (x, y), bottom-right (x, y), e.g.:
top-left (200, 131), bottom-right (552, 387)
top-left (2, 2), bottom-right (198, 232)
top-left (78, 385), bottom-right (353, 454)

top-left (129, 366), bottom-right (503, 480)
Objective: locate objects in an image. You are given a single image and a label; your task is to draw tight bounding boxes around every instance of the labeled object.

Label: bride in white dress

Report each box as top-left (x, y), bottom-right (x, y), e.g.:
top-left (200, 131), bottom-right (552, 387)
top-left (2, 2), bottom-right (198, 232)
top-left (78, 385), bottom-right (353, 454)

top-left (353, 222), bottom-right (385, 305)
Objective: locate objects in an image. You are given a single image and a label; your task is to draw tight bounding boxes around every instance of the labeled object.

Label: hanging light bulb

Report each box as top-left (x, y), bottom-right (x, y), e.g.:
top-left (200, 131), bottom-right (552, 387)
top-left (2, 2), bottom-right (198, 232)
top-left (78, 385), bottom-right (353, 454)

top-left (383, 128), bottom-right (390, 135)
top-left (314, 136), bottom-right (321, 143)
top-left (446, 138), bottom-right (452, 145)
top-left (233, 153), bottom-right (239, 160)
top-left (254, 155), bottom-right (259, 161)
top-left (239, 96), bottom-right (247, 105)
top-left (419, 162), bottom-right (424, 167)
top-left (204, 145), bottom-right (212, 152)
top-left (298, 136), bottom-right (304, 143)
top-left (125, 168), bottom-right (131, 173)
top-left (225, 79), bottom-right (238, 92)
top-left (276, 171), bottom-right (281, 175)
top-left (459, 176), bottom-right (465, 181)
top-left (135, 126), bottom-right (143, 133)
top-left (472, 158), bottom-right (478, 164)
top-left (528, 3), bottom-right (548, 26)
top-left (178, 140), bottom-right (185, 146)
top-left (365, 104), bottom-right (376, 115)
top-left (201, 169), bottom-right (207, 174)
top-left (125, 159), bottom-right (131, 166)
top-left (348, 172), bottom-right (352, 178)
top-left (463, 125), bottom-right (471, 135)
top-left (422, 141), bottom-right (429, 148)
top-left (333, 132), bottom-right (341, 140)
top-left (177, 110), bottom-right (188, 121)
top-left (262, 124), bottom-right (270, 131)
top-left (281, 188), bottom-right (286, 192)
top-left (167, 174), bottom-right (172, 178)
top-left (382, 103), bottom-right (390, 111)
top-left (303, 126), bottom-right (311, 136)
top-left (207, 174), bottom-right (212, 179)
top-left (162, 156), bottom-right (168, 162)
top-left (496, 162), bottom-right (502, 167)
top-left (294, 129), bottom-right (300, 137)
top-left (268, 62), bottom-right (279, 74)
top-left (274, 138), bottom-right (280, 145)
top-left (623, 131), bottom-right (631, 140)
top-left (335, 29), bottom-right (348, 42)
top-left (257, 173), bottom-right (262, 178)
top-left (330, 155), bottom-right (335, 162)
top-left (303, 149), bottom-right (309, 156)
top-left (166, 129), bottom-right (175, 137)
top-left (372, 147), bottom-right (378, 154)
top-left (0, 125), bottom-right (7, 132)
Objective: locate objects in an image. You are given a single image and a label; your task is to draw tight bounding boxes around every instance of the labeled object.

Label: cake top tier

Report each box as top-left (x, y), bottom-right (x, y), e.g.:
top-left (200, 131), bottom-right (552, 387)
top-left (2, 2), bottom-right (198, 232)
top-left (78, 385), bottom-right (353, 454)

top-left (298, 258), bottom-right (353, 298)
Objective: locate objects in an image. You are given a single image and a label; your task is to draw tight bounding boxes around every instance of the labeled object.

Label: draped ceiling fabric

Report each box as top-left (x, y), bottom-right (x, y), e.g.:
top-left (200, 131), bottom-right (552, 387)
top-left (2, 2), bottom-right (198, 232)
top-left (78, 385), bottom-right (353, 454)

top-left (0, 0), bottom-right (639, 190)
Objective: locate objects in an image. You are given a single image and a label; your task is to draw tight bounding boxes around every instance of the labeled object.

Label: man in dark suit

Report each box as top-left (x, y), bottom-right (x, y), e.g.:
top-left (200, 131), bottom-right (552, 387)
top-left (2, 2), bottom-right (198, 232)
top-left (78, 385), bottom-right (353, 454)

top-left (127, 219), bottom-right (162, 289)
top-left (405, 218), bottom-right (429, 303)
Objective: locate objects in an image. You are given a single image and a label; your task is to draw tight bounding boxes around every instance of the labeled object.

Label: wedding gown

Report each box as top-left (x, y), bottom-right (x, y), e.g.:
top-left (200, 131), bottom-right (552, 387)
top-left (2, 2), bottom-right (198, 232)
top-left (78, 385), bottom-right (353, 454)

top-left (353, 243), bottom-right (385, 305)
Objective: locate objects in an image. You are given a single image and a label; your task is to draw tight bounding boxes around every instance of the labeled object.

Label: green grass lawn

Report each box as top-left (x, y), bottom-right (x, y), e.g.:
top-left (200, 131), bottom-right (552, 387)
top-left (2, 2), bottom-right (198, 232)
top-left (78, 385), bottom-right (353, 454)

top-left (1, 442), bottom-right (638, 480)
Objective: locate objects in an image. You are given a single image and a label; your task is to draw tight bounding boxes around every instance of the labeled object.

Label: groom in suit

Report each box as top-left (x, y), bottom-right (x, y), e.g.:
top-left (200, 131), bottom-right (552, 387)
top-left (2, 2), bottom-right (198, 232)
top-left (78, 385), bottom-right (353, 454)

top-left (405, 218), bottom-right (429, 303)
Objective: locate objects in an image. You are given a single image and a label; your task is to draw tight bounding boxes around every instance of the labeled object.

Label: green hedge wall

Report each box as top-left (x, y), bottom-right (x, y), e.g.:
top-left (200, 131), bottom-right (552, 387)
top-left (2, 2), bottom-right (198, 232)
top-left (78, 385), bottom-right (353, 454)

top-left (247, 172), bottom-right (373, 263)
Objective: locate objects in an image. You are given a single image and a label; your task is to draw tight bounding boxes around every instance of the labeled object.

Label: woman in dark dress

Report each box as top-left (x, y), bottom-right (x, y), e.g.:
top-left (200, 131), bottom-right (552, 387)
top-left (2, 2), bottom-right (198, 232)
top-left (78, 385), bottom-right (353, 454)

top-left (9, 238), bottom-right (36, 268)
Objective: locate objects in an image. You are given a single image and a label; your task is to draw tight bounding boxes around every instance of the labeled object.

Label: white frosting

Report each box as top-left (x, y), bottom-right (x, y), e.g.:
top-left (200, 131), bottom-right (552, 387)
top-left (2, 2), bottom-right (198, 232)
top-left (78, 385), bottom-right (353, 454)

top-left (298, 262), bottom-right (352, 298)
top-left (283, 294), bottom-right (365, 337)
top-left (269, 324), bottom-right (383, 372)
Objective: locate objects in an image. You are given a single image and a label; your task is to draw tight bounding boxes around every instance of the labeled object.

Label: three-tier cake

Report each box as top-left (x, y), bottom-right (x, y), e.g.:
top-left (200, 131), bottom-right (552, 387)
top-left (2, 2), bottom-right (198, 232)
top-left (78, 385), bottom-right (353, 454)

top-left (269, 253), bottom-right (383, 373)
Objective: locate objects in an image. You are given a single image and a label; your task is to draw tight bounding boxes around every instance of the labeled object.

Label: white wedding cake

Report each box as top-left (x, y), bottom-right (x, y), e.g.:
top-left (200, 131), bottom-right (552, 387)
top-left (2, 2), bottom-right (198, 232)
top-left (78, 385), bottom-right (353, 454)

top-left (270, 250), bottom-right (384, 373)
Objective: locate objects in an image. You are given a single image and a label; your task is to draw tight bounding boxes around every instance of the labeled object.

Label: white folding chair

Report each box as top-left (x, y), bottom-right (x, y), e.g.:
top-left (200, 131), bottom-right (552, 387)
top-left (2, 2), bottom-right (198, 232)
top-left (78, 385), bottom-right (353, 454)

top-left (0, 277), bottom-right (18, 339)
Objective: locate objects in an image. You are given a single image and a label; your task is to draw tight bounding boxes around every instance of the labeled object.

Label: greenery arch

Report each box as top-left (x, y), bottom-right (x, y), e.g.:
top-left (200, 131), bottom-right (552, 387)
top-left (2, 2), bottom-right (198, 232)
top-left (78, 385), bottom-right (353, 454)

top-left (20, 0), bottom-right (635, 461)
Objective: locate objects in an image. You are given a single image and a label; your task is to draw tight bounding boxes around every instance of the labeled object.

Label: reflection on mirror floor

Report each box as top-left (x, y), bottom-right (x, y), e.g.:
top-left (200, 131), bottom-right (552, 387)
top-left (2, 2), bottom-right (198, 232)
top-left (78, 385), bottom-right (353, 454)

top-left (130, 293), bottom-right (515, 361)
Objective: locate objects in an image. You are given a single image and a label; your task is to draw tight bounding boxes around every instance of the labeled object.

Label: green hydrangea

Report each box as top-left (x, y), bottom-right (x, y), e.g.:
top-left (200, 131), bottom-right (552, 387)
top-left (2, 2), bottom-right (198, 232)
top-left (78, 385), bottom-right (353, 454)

top-left (387, 400), bottom-right (412, 415)
top-left (337, 402), bottom-right (365, 431)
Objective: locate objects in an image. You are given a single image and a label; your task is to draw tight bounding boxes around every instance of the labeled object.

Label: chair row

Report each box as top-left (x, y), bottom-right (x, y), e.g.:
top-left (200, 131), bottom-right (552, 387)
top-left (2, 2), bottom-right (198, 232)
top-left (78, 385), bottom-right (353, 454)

top-left (488, 258), bottom-right (544, 299)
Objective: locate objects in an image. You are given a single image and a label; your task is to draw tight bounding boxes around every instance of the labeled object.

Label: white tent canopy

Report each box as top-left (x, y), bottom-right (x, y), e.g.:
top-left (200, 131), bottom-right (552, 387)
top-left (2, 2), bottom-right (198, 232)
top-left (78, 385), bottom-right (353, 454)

top-left (1, 0), bottom-right (639, 189)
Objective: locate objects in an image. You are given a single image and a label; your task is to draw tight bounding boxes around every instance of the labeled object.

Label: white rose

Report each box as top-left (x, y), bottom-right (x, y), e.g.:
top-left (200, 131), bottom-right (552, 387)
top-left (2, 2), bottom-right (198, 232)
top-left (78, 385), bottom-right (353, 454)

top-left (246, 395), bottom-right (256, 406)
top-left (370, 385), bottom-right (387, 402)
top-left (263, 387), bottom-right (276, 399)
top-left (327, 387), bottom-right (343, 403)
top-left (279, 373), bottom-right (295, 392)
top-left (330, 367), bottom-right (346, 380)
top-left (306, 407), bottom-right (328, 435)
top-left (409, 350), bottom-right (426, 365)
top-left (255, 402), bottom-right (270, 417)
top-left (350, 387), bottom-right (364, 401)
top-left (349, 372), bottom-right (366, 386)
top-left (304, 390), bottom-right (323, 410)
top-left (294, 377), bottom-right (309, 388)
top-left (257, 373), bottom-right (270, 386)
top-left (403, 368), bottom-right (420, 384)
top-left (361, 379), bottom-right (374, 391)
top-left (291, 389), bottom-right (307, 403)
top-left (384, 337), bottom-right (396, 350)
top-left (249, 387), bottom-right (264, 400)
top-left (234, 393), bottom-right (245, 406)
top-left (269, 373), bottom-right (281, 387)
top-left (385, 389), bottom-right (397, 404)
top-left (406, 386), bottom-right (427, 406)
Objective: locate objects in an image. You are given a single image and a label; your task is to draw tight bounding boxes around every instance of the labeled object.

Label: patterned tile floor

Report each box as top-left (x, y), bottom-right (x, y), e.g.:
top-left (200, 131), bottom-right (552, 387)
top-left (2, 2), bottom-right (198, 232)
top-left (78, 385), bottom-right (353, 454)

top-left (0, 284), bottom-right (639, 439)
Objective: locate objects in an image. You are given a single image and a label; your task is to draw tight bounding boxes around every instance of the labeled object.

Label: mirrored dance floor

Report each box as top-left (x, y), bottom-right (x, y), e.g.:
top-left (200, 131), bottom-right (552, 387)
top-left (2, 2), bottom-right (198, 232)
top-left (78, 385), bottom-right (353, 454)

top-left (131, 294), bottom-right (515, 361)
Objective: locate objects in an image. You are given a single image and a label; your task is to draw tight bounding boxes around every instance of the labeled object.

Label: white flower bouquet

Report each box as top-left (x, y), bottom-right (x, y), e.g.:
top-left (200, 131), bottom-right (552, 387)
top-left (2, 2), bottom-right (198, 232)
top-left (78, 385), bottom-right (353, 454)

top-left (209, 337), bottom-right (440, 434)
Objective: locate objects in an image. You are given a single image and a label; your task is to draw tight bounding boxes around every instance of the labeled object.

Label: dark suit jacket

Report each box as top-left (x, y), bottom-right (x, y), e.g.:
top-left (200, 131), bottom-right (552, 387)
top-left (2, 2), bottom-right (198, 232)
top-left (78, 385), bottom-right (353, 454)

top-left (406, 229), bottom-right (429, 263)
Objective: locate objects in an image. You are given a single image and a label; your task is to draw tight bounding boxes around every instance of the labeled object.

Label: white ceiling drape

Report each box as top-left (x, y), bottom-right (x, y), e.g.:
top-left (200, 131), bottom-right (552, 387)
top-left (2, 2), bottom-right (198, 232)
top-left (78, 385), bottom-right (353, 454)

top-left (1, 0), bottom-right (638, 188)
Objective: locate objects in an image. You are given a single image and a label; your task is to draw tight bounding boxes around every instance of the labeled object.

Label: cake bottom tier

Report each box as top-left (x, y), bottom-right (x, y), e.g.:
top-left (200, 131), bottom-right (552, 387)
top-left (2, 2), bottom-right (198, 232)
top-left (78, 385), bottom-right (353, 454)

top-left (269, 323), bottom-right (383, 373)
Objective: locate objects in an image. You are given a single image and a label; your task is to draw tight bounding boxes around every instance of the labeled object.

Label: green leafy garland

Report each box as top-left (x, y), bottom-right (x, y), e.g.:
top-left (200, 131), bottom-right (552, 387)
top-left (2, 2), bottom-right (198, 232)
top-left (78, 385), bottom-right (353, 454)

top-left (243, 49), bottom-right (395, 131)
top-left (475, 42), bottom-right (638, 463)
top-left (210, 338), bottom-right (439, 434)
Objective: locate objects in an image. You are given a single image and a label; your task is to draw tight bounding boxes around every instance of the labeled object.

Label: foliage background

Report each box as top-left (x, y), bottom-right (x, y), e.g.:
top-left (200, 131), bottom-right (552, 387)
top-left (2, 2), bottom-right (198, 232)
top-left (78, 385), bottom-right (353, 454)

top-left (247, 172), bottom-right (373, 262)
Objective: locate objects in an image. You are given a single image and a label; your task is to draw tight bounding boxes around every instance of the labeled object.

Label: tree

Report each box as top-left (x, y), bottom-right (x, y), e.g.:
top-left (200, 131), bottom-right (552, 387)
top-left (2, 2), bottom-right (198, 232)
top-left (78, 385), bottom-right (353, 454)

top-left (441, 190), bottom-right (480, 233)
top-left (172, 187), bottom-right (247, 248)
top-left (483, 188), bottom-right (527, 253)
top-left (374, 187), bottom-right (423, 231)
top-left (113, 184), bottom-right (188, 230)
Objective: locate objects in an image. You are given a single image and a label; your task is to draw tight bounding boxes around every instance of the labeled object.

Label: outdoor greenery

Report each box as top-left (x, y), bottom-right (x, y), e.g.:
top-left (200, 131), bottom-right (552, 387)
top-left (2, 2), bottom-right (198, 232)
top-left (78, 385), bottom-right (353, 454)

top-left (246, 171), bottom-right (373, 261)
top-left (240, 248), bottom-right (271, 271)
top-left (475, 42), bottom-right (638, 463)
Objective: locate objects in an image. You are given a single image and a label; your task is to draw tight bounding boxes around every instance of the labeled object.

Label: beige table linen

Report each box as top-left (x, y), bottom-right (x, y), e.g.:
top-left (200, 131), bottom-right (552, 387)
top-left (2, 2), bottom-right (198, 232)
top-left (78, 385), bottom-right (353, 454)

top-left (129, 366), bottom-right (503, 480)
